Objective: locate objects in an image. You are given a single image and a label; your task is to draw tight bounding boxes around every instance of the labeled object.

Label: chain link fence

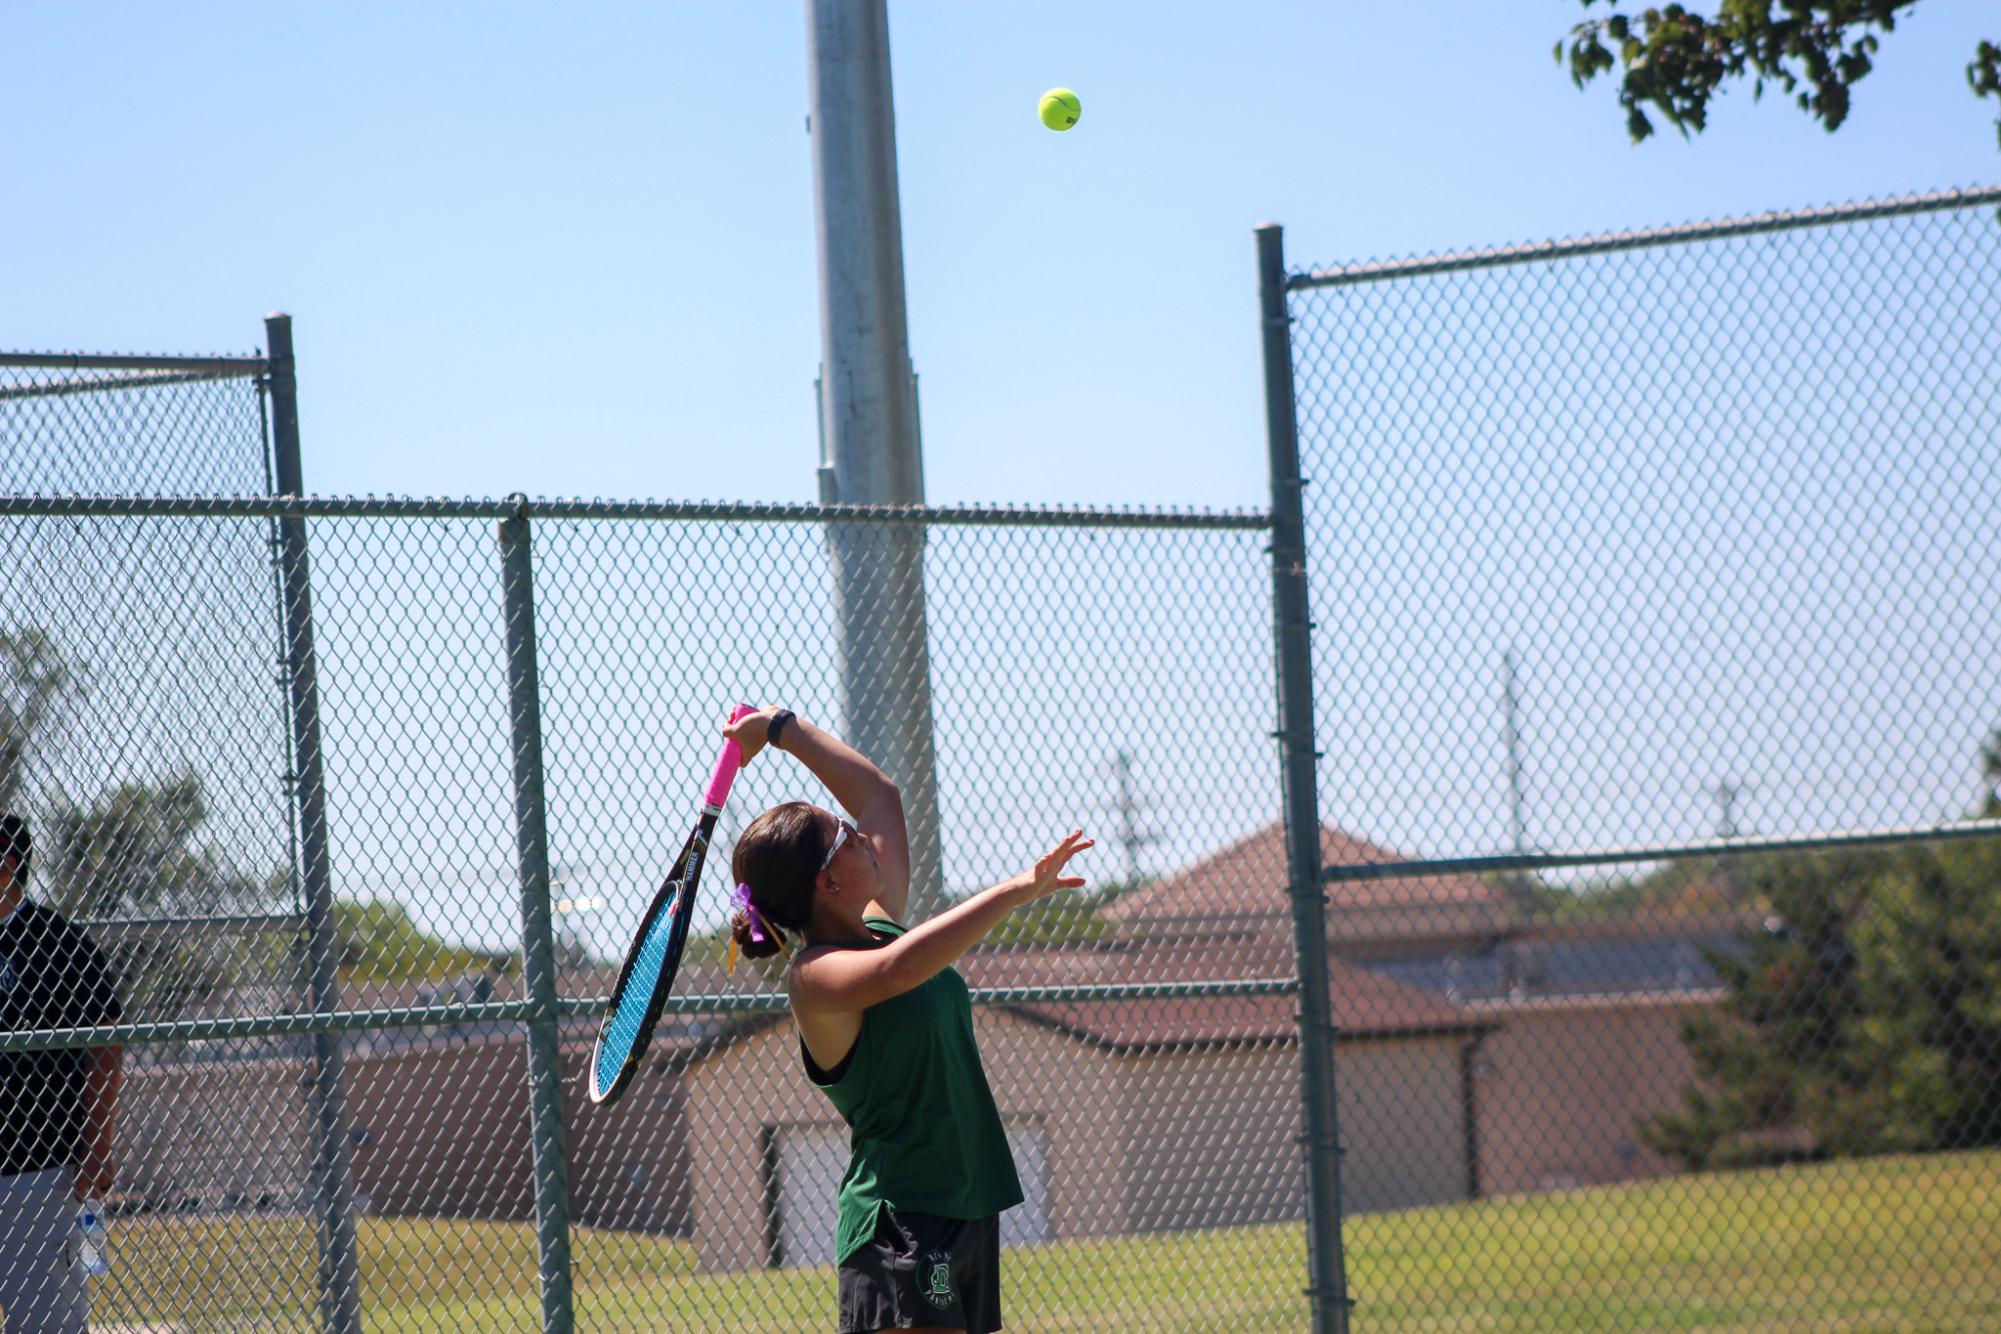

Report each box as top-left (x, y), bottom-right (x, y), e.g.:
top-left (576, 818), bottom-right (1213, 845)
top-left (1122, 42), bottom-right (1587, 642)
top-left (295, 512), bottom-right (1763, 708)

top-left (6, 183), bottom-right (1999, 1334)
top-left (1276, 186), bottom-right (2001, 1329)
top-left (0, 472), bottom-right (1307, 1329)
top-left (0, 345), bottom-right (297, 1039)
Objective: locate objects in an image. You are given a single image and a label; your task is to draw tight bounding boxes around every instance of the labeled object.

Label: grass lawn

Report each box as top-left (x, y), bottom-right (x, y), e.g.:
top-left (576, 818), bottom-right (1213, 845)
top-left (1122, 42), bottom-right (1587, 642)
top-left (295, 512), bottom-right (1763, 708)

top-left (1344, 1151), bottom-right (2001, 1331)
top-left (86, 1150), bottom-right (2001, 1331)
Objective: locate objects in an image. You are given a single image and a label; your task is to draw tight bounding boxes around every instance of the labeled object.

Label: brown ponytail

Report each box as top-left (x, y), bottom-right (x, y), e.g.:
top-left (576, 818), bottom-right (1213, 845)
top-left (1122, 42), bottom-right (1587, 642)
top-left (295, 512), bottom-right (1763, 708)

top-left (729, 909), bottom-right (786, 962)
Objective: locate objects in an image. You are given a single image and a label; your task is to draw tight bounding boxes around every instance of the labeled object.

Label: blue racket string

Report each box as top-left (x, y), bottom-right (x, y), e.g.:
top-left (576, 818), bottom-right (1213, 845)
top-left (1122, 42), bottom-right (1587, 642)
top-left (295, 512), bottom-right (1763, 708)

top-left (594, 891), bottom-right (683, 1093)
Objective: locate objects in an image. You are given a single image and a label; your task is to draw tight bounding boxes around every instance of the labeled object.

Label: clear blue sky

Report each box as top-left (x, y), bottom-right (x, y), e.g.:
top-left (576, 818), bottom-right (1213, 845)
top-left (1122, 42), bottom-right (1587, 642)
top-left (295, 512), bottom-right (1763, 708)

top-left (6, 4), bottom-right (1998, 954)
top-left (4, 2), bottom-right (1996, 511)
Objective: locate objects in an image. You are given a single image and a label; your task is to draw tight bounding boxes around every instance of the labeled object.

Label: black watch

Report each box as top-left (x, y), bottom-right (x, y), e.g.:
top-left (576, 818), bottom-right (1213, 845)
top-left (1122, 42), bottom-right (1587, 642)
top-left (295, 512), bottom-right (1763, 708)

top-left (766, 709), bottom-right (796, 750)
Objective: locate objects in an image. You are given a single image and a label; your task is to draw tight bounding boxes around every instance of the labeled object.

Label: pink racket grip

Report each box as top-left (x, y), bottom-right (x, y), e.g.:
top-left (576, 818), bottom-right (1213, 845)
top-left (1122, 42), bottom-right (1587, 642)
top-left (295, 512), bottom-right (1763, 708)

top-left (703, 703), bottom-right (758, 810)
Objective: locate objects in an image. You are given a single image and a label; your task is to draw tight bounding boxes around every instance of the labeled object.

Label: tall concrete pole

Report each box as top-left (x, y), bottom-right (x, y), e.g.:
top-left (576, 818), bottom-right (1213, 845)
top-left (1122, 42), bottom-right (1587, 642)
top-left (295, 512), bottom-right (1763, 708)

top-left (806, 0), bottom-right (946, 919)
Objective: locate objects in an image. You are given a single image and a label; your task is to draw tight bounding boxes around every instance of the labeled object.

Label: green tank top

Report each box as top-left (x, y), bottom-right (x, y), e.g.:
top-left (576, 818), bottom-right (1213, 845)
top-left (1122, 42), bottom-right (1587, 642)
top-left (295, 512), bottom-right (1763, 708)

top-left (804, 917), bottom-right (1023, 1264)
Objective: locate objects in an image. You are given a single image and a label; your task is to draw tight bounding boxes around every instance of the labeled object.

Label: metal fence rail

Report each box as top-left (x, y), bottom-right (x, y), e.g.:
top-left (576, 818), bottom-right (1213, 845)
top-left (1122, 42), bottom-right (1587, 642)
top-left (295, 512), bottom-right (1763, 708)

top-left (1276, 187), bottom-right (2001, 1330)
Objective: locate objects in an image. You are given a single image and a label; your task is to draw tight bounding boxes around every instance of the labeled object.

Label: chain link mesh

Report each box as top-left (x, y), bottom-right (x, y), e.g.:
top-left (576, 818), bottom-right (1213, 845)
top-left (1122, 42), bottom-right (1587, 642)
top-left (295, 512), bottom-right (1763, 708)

top-left (0, 493), bottom-right (1303, 1330)
top-left (1287, 190), bottom-right (2001, 1327)
top-left (532, 513), bottom-right (1295, 1329)
top-left (0, 354), bottom-right (333, 1328)
top-left (0, 356), bottom-right (295, 1035)
top-left (6, 186), bottom-right (1993, 1333)
top-left (1, 358), bottom-right (273, 496)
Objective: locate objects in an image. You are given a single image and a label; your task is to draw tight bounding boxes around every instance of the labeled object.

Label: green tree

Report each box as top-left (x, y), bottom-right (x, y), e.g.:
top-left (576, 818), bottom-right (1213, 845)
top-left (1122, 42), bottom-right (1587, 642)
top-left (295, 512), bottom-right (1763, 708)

top-left (1979, 726), bottom-right (2001, 817)
top-left (333, 898), bottom-right (508, 983)
top-left (1558, 3), bottom-right (2001, 146)
top-left (1516, 860), bottom-right (1749, 924)
top-left (1642, 846), bottom-right (1882, 1168)
top-left (1645, 731), bottom-right (2001, 1168)
top-left (0, 627), bottom-right (77, 813)
top-left (43, 772), bottom-right (291, 1019)
top-left (976, 880), bottom-right (1136, 950)
top-left (1, 624), bottom-right (486, 1004)
top-left (1847, 833), bottom-right (2001, 1153)
top-left (45, 773), bottom-right (503, 1007)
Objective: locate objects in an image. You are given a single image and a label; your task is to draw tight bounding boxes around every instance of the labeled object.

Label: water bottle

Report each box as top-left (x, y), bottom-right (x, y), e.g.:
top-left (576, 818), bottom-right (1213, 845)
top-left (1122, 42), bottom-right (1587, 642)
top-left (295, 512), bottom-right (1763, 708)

top-left (76, 1199), bottom-right (110, 1276)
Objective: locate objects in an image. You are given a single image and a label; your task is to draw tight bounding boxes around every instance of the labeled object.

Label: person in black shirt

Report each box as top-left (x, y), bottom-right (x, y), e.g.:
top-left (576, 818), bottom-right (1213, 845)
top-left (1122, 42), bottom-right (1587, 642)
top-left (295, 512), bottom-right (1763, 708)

top-left (0, 814), bottom-right (123, 1333)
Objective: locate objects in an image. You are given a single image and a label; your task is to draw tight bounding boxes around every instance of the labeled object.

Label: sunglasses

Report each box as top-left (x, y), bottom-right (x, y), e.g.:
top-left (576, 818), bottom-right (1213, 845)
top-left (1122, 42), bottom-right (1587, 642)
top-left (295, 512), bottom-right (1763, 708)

top-left (819, 818), bottom-right (855, 873)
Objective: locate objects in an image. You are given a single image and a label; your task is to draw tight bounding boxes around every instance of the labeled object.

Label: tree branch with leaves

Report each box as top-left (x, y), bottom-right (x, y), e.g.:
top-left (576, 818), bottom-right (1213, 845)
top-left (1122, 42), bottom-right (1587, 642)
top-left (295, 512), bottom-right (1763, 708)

top-left (1559, 2), bottom-right (2001, 148)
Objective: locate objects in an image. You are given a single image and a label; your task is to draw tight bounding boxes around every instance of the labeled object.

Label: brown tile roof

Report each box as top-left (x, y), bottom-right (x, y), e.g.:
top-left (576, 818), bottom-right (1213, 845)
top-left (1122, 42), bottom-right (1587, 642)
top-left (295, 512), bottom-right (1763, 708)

top-left (1508, 911), bottom-right (1760, 945)
top-left (676, 875), bottom-right (1496, 1063)
top-left (959, 936), bottom-right (1288, 990)
top-left (954, 933), bottom-right (1479, 1047)
top-left (679, 929), bottom-right (1482, 1057)
top-left (1012, 956), bottom-right (1483, 1049)
top-left (1102, 822), bottom-right (1505, 923)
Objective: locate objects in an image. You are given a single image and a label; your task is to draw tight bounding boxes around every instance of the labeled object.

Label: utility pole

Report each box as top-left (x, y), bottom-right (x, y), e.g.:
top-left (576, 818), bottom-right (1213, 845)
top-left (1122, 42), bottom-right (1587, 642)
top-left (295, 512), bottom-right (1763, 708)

top-left (1714, 780), bottom-right (1741, 839)
top-left (1713, 779), bottom-right (1745, 903)
top-left (1110, 749), bottom-right (1153, 886)
top-left (1501, 649), bottom-right (1528, 857)
top-left (1499, 649), bottom-right (1538, 918)
top-left (805, 0), bottom-right (946, 919)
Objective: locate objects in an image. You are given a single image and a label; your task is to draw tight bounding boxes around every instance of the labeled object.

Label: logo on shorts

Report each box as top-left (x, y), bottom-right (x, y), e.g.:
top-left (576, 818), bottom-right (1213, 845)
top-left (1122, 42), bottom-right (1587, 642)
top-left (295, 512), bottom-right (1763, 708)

top-left (918, 1250), bottom-right (955, 1310)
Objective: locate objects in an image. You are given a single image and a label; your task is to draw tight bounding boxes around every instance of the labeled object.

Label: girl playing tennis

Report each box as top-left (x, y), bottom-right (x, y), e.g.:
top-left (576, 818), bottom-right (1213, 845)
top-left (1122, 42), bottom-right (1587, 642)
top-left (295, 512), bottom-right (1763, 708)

top-left (722, 706), bottom-right (1091, 1334)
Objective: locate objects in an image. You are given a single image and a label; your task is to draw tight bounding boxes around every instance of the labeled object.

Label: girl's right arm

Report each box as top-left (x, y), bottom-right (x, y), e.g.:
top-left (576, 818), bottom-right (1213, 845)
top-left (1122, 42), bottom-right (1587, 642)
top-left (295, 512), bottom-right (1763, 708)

top-left (789, 830), bottom-right (1092, 1015)
top-left (724, 707), bottom-right (913, 920)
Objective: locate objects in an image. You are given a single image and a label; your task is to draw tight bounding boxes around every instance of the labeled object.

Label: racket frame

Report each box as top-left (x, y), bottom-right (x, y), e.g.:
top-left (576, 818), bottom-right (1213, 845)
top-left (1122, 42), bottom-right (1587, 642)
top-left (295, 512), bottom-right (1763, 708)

top-left (587, 705), bottom-right (753, 1107)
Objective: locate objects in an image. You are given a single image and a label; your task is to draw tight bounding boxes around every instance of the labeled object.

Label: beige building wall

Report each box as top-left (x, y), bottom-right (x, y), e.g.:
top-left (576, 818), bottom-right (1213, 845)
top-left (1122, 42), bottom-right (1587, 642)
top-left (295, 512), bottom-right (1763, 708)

top-left (115, 1020), bottom-right (1490, 1243)
top-left (121, 1057), bottom-right (311, 1206)
top-left (683, 1011), bottom-right (1482, 1272)
top-left (121, 1034), bottom-right (693, 1235)
top-left (981, 1012), bottom-right (1126, 1241)
top-left (686, 1018), bottom-right (855, 1273)
top-left (1331, 1036), bottom-right (1474, 1214)
top-left (561, 1045), bottom-right (691, 1236)
top-left (1119, 1036), bottom-right (1473, 1228)
top-left (346, 1037), bottom-right (533, 1220)
top-left (1118, 1044), bottom-right (1302, 1233)
top-left (1472, 994), bottom-right (1713, 1197)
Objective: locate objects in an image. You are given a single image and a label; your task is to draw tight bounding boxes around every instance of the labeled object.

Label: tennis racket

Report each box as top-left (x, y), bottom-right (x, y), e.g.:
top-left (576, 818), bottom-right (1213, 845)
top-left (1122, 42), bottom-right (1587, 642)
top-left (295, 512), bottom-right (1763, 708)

top-left (588, 702), bottom-right (755, 1107)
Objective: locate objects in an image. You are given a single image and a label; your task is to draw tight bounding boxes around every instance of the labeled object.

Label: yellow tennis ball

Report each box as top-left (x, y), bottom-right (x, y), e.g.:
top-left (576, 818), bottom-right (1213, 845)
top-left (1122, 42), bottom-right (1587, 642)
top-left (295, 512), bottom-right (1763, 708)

top-left (1039, 87), bottom-right (1081, 132)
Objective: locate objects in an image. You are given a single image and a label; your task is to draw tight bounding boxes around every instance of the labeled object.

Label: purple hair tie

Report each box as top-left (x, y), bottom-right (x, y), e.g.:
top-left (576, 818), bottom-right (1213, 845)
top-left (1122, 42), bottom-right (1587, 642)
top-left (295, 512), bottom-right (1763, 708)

top-left (732, 882), bottom-right (770, 945)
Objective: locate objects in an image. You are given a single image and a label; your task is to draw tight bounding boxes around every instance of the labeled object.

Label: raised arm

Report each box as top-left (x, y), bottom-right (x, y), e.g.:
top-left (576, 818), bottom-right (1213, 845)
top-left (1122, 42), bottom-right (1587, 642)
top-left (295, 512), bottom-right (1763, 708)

top-left (790, 830), bottom-right (1092, 1014)
top-left (725, 708), bottom-right (912, 920)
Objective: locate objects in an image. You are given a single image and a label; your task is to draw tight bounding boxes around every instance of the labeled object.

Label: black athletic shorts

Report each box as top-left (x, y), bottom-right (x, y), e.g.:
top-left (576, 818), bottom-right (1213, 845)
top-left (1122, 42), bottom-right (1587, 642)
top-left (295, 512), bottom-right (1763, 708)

top-left (838, 1206), bottom-right (1002, 1333)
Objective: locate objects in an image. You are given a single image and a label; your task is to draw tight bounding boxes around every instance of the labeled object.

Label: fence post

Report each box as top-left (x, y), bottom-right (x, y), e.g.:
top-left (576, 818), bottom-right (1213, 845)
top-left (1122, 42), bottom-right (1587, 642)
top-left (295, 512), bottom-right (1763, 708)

top-left (1254, 225), bottom-right (1351, 1334)
top-left (263, 313), bottom-right (363, 1334)
top-left (498, 498), bottom-right (576, 1334)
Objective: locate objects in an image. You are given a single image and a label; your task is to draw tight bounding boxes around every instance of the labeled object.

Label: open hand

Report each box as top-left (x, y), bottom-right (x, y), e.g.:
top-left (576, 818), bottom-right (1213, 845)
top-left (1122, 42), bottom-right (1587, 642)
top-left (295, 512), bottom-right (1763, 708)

top-left (1015, 830), bottom-right (1093, 903)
